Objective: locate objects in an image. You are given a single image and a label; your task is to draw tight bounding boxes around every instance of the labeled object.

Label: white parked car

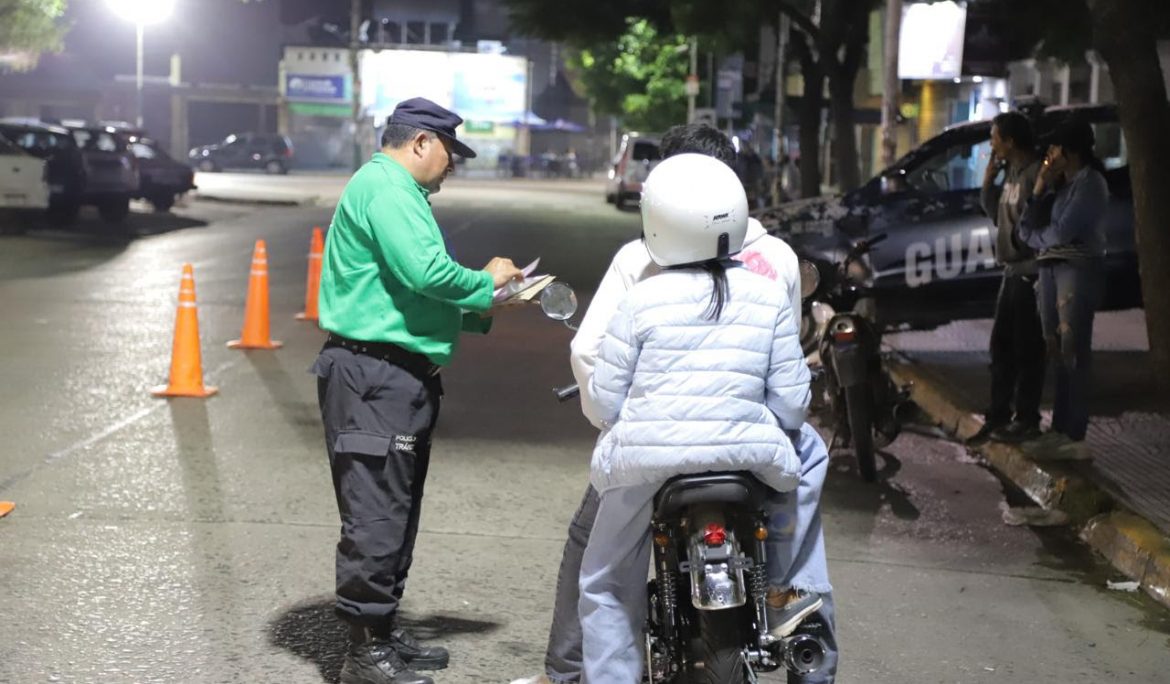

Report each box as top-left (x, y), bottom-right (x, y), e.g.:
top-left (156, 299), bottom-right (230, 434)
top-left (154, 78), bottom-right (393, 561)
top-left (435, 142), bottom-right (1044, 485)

top-left (605, 133), bottom-right (661, 209)
top-left (0, 134), bottom-right (49, 212)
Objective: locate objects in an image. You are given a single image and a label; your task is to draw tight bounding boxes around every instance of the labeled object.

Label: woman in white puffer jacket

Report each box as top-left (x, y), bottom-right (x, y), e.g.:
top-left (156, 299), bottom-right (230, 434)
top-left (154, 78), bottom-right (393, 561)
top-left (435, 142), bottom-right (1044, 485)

top-left (579, 154), bottom-right (811, 683)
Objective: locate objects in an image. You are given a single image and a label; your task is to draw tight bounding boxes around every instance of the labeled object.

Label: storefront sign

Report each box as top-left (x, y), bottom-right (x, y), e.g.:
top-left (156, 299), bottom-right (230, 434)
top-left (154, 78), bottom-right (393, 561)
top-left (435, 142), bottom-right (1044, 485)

top-left (286, 74), bottom-right (348, 102)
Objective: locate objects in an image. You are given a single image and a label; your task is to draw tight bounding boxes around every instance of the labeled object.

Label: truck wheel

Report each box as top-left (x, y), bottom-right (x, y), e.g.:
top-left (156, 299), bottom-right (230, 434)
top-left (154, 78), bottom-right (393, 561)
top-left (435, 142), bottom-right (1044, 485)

top-left (48, 198), bottom-right (81, 226)
top-left (99, 196), bottom-right (131, 223)
top-left (150, 194), bottom-right (176, 213)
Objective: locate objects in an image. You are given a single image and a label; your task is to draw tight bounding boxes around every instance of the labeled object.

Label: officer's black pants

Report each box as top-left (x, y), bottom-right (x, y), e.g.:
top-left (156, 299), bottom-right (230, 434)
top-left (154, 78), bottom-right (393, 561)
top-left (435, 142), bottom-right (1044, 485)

top-left (312, 346), bottom-right (442, 627)
top-left (988, 272), bottom-right (1046, 427)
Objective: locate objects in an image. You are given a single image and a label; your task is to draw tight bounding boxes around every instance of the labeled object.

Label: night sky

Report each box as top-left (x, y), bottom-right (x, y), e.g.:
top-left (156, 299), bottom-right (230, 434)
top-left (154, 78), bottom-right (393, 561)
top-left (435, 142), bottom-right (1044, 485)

top-left (57, 0), bottom-right (348, 86)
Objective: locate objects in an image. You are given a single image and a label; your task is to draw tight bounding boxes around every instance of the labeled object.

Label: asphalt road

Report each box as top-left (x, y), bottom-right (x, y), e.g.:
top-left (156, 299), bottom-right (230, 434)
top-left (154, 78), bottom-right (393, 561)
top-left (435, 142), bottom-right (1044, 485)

top-left (1, 177), bottom-right (1168, 683)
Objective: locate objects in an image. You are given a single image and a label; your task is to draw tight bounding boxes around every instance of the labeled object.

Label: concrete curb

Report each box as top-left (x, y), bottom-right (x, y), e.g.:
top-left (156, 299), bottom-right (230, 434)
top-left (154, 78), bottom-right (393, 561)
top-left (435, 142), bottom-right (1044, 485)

top-left (888, 358), bottom-right (1170, 610)
top-left (193, 192), bottom-right (320, 207)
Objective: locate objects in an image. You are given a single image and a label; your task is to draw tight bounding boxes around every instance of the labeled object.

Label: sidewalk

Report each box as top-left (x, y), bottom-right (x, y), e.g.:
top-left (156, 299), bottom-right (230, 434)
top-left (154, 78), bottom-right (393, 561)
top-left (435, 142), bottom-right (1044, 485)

top-left (883, 309), bottom-right (1170, 608)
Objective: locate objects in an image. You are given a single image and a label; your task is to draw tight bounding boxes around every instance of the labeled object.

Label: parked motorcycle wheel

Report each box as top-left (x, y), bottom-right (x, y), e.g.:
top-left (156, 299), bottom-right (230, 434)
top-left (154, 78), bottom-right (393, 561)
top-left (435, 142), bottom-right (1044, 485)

top-left (844, 384), bottom-right (877, 482)
top-left (682, 607), bottom-right (750, 683)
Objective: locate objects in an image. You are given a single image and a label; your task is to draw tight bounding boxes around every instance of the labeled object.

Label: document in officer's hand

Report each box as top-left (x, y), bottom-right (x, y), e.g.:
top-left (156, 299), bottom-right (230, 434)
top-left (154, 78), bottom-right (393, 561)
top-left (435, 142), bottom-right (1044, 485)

top-left (493, 258), bottom-right (556, 304)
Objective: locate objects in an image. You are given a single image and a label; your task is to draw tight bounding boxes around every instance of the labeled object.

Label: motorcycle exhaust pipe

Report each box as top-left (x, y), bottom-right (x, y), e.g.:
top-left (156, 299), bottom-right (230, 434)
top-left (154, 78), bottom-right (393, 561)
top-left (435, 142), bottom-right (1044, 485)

top-left (779, 633), bottom-right (826, 676)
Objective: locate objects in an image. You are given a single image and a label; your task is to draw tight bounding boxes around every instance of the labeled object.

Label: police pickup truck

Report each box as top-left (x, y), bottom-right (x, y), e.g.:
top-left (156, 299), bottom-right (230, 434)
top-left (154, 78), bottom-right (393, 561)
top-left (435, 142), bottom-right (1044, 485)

top-left (758, 103), bottom-right (1140, 332)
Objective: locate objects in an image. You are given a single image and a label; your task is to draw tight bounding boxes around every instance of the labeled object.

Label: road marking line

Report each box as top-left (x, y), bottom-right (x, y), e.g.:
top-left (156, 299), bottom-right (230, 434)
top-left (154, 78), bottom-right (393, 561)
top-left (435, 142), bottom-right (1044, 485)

top-left (0, 358), bottom-right (242, 495)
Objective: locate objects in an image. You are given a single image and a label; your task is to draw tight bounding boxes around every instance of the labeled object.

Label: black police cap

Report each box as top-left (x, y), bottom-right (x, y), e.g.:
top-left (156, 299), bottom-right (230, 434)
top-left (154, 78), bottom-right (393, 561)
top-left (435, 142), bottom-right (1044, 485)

top-left (387, 97), bottom-right (477, 159)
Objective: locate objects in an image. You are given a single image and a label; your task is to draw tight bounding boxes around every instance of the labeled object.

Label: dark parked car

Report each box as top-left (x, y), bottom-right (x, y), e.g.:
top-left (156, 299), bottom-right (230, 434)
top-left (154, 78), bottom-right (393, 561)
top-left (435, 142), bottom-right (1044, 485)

top-left (64, 123), bottom-right (140, 222)
top-left (189, 133), bottom-right (294, 174)
top-left (0, 119), bottom-right (87, 224)
top-left (757, 103), bottom-right (1139, 332)
top-left (127, 136), bottom-right (196, 212)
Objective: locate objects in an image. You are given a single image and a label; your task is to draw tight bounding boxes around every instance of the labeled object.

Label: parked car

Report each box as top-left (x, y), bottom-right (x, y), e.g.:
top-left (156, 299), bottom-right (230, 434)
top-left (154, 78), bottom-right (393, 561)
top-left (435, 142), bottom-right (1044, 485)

top-left (0, 134), bottom-right (50, 226)
top-left (63, 123), bottom-right (140, 223)
top-left (0, 119), bottom-right (86, 224)
top-left (189, 133), bottom-right (294, 174)
top-left (757, 103), bottom-right (1140, 332)
top-left (605, 133), bottom-right (660, 208)
top-left (127, 136), bottom-right (196, 212)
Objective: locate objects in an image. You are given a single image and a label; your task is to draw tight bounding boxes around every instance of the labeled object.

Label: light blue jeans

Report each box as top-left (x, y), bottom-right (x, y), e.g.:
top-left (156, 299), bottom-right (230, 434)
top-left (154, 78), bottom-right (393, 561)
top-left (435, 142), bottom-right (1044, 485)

top-left (1037, 258), bottom-right (1103, 441)
top-left (576, 423), bottom-right (835, 683)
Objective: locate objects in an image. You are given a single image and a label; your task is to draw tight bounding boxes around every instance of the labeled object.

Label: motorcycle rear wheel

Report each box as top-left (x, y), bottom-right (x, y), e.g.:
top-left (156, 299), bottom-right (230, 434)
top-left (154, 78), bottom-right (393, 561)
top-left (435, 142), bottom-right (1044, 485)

top-left (844, 384), bottom-right (877, 482)
top-left (680, 606), bottom-right (750, 683)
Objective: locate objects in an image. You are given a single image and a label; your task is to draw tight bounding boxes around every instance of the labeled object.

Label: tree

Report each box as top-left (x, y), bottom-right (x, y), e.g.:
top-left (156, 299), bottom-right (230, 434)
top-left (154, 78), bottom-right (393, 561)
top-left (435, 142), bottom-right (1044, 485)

top-left (772, 0), bottom-right (876, 195)
top-left (505, 0), bottom-right (877, 196)
top-left (0, 0), bottom-right (67, 70)
top-left (1084, 0), bottom-right (1170, 393)
top-left (566, 18), bottom-right (689, 131)
top-left (672, 0), bottom-right (876, 196)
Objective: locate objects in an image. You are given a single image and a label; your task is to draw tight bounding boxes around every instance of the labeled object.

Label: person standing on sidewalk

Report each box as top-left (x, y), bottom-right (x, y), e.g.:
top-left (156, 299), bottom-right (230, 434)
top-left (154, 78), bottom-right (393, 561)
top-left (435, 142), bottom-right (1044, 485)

top-left (1018, 117), bottom-right (1110, 458)
top-left (312, 97), bottom-right (524, 684)
top-left (510, 124), bottom-right (836, 684)
top-left (968, 112), bottom-right (1046, 445)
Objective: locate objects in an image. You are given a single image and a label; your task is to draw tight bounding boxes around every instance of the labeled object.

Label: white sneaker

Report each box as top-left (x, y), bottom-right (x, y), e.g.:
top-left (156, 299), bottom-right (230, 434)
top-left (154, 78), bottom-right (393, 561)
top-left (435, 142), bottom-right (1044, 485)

top-left (509, 676), bottom-right (553, 684)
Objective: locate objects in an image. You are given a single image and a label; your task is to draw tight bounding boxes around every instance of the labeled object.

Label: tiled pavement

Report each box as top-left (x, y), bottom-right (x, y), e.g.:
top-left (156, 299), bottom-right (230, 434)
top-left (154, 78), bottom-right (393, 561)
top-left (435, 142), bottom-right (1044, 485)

top-left (884, 309), bottom-right (1170, 535)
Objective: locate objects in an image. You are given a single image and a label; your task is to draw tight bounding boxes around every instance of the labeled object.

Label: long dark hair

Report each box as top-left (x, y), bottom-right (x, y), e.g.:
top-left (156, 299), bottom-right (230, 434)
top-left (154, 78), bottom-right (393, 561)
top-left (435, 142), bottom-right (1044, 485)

top-left (701, 259), bottom-right (732, 320)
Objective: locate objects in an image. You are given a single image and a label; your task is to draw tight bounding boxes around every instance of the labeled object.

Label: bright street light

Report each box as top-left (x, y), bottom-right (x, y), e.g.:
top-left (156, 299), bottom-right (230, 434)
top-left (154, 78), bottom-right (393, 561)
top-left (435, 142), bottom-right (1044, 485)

top-left (106, 0), bottom-right (176, 128)
top-left (107, 0), bottom-right (175, 25)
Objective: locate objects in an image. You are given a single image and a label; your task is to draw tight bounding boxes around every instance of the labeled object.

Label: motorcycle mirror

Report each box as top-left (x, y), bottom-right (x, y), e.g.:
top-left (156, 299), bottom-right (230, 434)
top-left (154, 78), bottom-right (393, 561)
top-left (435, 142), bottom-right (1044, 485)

top-left (540, 281), bottom-right (578, 321)
top-left (799, 260), bottom-right (821, 300)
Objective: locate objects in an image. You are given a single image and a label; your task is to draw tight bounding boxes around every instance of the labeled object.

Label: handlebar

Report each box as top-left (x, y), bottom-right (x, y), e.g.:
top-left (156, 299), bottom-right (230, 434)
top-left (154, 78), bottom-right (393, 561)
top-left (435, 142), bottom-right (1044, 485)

top-left (553, 384), bottom-right (580, 402)
top-left (849, 232), bottom-right (888, 260)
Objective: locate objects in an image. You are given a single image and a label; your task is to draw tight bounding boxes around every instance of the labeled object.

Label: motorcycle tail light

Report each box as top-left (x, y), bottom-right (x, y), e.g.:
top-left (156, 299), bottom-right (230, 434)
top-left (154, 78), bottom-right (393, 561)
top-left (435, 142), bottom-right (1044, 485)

top-left (832, 329), bottom-right (857, 343)
top-left (702, 523), bottom-right (727, 547)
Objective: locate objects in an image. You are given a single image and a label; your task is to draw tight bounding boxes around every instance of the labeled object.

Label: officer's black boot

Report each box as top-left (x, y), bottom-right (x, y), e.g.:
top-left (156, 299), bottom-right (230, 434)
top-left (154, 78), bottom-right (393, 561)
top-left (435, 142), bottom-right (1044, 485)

top-left (388, 623), bottom-right (450, 671)
top-left (341, 625), bottom-right (433, 684)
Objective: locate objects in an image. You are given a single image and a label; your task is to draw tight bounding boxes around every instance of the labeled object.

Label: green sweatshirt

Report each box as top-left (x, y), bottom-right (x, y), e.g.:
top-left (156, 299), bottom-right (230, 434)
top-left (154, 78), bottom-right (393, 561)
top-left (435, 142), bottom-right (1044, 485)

top-left (318, 153), bottom-right (494, 366)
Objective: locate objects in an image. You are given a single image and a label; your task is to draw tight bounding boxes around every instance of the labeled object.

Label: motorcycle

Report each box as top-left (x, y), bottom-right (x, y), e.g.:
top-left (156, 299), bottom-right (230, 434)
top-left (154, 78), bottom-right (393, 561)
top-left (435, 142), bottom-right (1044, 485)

top-left (800, 234), bottom-right (908, 482)
top-left (540, 286), bottom-right (828, 683)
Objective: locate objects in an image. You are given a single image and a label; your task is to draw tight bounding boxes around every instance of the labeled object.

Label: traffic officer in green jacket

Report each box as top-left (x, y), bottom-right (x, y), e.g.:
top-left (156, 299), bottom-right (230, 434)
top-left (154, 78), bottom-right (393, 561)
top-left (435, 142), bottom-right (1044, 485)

top-left (311, 97), bottom-right (524, 684)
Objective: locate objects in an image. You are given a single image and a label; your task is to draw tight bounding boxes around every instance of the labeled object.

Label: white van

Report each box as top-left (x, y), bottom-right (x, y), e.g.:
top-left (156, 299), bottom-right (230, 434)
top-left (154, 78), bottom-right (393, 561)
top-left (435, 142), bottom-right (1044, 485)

top-left (605, 133), bottom-right (661, 209)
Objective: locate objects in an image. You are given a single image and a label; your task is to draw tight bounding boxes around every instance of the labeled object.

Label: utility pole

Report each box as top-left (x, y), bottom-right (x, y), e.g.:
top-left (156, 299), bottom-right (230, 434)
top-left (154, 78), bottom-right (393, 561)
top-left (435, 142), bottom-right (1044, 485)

top-left (350, 0), bottom-right (363, 171)
top-left (687, 36), bottom-right (698, 124)
top-left (135, 20), bottom-right (145, 128)
top-left (881, 0), bottom-right (903, 169)
top-left (771, 12), bottom-right (790, 204)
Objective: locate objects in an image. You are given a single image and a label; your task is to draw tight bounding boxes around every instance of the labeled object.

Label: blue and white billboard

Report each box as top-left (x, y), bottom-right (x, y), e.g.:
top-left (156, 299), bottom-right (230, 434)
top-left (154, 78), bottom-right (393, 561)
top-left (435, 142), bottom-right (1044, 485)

top-left (286, 74), bottom-right (349, 102)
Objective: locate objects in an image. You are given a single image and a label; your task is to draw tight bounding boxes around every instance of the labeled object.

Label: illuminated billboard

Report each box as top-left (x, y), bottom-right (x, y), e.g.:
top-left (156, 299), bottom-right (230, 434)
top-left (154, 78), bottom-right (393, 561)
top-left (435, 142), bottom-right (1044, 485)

top-left (360, 50), bottom-right (528, 123)
top-left (898, 1), bottom-right (967, 80)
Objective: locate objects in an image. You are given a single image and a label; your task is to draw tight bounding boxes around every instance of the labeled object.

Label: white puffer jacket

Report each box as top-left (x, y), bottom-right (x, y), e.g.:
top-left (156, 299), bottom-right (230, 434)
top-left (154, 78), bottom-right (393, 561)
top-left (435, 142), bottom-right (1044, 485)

top-left (589, 265), bottom-right (810, 494)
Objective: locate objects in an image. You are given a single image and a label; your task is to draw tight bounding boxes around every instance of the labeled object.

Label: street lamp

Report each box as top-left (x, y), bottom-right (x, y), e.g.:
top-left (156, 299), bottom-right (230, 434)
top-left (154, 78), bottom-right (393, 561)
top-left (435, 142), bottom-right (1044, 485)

top-left (106, 0), bottom-right (176, 129)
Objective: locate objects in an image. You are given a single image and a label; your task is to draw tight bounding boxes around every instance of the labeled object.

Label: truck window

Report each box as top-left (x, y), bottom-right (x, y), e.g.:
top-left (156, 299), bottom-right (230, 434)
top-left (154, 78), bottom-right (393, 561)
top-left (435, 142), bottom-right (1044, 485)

top-left (631, 141), bottom-right (660, 162)
top-left (905, 138), bottom-right (991, 193)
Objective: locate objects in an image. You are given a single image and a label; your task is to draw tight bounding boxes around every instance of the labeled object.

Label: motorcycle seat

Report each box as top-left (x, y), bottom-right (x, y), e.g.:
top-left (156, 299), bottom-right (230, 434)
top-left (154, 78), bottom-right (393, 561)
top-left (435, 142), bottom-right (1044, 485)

top-left (653, 472), bottom-right (769, 520)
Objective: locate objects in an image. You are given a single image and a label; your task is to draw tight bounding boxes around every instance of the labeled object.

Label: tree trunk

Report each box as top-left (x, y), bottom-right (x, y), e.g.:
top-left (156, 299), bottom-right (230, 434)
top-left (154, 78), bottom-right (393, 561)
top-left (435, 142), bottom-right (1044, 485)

top-left (793, 31), bottom-right (824, 198)
top-left (829, 68), bottom-right (861, 192)
top-left (881, 0), bottom-right (903, 170)
top-left (1089, 0), bottom-right (1170, 396)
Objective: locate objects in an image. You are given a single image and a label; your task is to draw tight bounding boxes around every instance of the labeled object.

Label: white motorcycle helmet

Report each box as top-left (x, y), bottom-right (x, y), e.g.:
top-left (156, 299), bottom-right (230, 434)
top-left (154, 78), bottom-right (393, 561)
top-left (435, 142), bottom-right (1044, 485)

top-left (641, 153), bottom-right (749, 267)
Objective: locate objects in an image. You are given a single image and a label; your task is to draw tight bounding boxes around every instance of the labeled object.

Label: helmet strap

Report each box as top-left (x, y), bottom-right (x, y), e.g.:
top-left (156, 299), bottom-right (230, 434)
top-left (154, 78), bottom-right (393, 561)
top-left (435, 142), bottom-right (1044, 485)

top-left (716, 232), bottom-right (730, 259)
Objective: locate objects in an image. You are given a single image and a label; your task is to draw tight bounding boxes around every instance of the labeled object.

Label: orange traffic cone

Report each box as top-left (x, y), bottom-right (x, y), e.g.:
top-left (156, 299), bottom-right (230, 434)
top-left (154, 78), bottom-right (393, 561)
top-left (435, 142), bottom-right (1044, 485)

top-left (295, 227), bottom-right (324, 321)
top-left (228, 240), bottom-right (283, 350)
top-left (152, 264), bottom-right (218, 398)
top-left (0, 501), bottom-right (14, 518)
